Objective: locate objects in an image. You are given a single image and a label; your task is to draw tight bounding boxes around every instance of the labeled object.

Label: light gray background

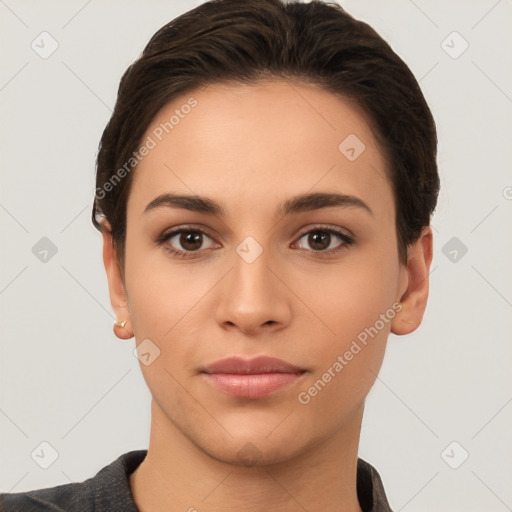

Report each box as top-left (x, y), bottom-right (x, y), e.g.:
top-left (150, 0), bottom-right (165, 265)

top-left (1, 1), bottom-right (511, 510)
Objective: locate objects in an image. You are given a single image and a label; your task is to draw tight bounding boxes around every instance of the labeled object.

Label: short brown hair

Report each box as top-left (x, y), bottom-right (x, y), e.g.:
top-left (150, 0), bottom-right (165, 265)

top-left (92, 0), bottom-right (439, 272)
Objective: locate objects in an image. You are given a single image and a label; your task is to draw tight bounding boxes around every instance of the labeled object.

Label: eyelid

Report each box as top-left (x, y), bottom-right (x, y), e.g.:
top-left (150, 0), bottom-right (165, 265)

top-left (295, 224), bottom-right (354, 240)
top-left (156, 223), bottom-right (212, 239)
top-left (155, 225), bottom-right (217, 247)
top-left (157, 223), bottom-right (354, 241)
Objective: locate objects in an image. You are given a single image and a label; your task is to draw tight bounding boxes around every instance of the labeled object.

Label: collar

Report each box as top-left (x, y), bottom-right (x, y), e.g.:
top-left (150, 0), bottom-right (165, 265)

top-left (1, 450), bottom-right (393, 511)
top-left (113, 450), bottom-right (393, 512)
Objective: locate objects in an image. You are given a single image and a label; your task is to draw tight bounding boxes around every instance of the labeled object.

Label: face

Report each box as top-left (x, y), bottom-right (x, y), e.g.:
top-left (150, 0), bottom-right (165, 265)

top-left (103, 79), bottom-right (429, 466)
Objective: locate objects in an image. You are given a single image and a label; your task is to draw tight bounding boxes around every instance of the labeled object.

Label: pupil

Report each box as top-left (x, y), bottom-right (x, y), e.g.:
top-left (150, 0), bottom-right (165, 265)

top-left (310, 232), bottom-right (329, 250)
top-left (182, 232), bottom-right (202, 250)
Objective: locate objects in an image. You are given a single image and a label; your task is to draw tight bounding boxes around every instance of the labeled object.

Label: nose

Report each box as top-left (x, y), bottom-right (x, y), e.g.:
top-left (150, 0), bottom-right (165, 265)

top-left (214, 243), bottom-right (292, 336)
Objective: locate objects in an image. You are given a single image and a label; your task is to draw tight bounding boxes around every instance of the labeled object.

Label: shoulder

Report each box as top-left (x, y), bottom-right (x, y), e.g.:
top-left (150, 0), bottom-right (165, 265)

top-left (0, 480), bottom-right (93, 511)
top-left (357, 457), bottom-right (394, 512)
top-left (0, 450), bottom-right (147, 512)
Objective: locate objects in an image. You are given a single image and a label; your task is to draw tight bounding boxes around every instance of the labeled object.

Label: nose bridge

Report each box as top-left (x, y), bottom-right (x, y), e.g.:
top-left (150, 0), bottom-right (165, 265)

top-left (233, 235), bottom-right (272, 294)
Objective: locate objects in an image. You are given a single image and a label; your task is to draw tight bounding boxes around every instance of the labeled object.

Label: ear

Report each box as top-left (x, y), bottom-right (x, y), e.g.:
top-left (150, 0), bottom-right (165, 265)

top-left (391, 226), bottom-right (433, 336)
top-left (100, 220), bottom-right (133, 339)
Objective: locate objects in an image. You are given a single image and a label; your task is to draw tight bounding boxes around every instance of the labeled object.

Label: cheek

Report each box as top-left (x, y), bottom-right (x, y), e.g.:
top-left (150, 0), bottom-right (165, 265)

top-left (124, 241), bottom-right (224, 390)
top-left (294, 251), bottom-right (399, 344)
top-left (124, 234), bottom-right (205, 338)
top-left (290, 248), bottom-right (400, 402)
top-left (293, 270), bottom-right (396, 427)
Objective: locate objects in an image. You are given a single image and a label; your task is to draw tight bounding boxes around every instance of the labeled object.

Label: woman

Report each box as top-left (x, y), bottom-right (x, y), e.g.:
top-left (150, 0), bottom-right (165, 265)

top-left (0, 0), bottom-right (438, 510)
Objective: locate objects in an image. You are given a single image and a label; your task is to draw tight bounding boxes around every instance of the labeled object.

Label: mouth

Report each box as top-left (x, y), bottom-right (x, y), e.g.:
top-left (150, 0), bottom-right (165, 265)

top-left (200, 356), bottom-right (307, 399)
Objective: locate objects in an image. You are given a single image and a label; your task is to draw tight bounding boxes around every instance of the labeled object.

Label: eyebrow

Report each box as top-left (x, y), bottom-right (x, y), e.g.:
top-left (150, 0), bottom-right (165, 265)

top-left (143, 191), bottom-right (373, 217)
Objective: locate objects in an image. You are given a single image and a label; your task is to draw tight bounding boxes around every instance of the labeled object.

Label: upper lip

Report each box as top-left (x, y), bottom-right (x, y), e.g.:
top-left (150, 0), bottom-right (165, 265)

top-left (201, 356), bottom-right (305, 375)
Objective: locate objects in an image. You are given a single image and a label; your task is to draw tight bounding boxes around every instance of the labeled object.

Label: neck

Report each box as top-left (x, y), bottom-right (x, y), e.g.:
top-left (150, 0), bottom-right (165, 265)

top-left (130, 400), bottom-right (364, 512)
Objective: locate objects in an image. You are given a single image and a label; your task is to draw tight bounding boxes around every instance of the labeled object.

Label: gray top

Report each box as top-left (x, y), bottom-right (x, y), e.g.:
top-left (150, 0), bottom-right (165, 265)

top-left (0, 450), bottom-right (393, 511)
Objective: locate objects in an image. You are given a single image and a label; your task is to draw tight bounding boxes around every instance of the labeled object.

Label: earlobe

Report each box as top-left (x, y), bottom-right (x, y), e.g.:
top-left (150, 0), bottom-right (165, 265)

top-left (391, 226), bottom-right (433, 336)
top-left (100, 221), bottom-right (134, 339)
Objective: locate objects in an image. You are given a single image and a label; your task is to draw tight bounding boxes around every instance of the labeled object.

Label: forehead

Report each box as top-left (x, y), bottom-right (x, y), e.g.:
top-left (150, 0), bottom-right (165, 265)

top-left (128, 79), bottom-right (393, 222)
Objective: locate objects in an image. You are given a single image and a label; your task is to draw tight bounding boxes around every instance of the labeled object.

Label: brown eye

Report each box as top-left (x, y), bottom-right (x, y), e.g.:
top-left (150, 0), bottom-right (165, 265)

top-left (307, 232), bottom-right (330, 251)
top-left (158, 228), bottom-right (216, 256)
top-left (295, 227), bottom-right (354, 255)
top-left (178, 231), bottom-right (204, 251)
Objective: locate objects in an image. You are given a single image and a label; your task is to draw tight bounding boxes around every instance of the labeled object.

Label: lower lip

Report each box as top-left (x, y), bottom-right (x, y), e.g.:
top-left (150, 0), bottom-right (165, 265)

top-left (202, 372), bottom-right (305, 399)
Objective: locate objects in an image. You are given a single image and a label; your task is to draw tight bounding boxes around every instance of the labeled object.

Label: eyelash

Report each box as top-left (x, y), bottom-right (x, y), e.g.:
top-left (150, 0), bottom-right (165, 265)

top-left (156, 225), bottom-right (354, 259)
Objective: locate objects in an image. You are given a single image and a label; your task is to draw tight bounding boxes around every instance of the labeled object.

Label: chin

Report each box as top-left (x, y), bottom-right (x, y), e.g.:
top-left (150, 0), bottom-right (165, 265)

top-left (198, 437), bottom-right (304, 467)
top-left (188, 415), bottom-right (320, 468)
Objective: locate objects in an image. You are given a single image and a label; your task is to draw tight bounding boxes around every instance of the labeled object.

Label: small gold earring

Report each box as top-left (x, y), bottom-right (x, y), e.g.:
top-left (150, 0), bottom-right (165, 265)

top-left (113, 319), bottom-right (132, 340)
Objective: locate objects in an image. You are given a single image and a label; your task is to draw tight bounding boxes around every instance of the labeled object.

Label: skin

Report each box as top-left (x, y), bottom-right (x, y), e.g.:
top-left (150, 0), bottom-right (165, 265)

top-left (101, 79), bottom-right (433, 512)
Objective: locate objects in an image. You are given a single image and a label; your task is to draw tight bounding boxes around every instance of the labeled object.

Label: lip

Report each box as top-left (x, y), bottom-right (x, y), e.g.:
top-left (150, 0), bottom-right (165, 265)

top-left (200, 356), bottom-right (307, 399)
top-left (202, 355), bottom-right (305, 375)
